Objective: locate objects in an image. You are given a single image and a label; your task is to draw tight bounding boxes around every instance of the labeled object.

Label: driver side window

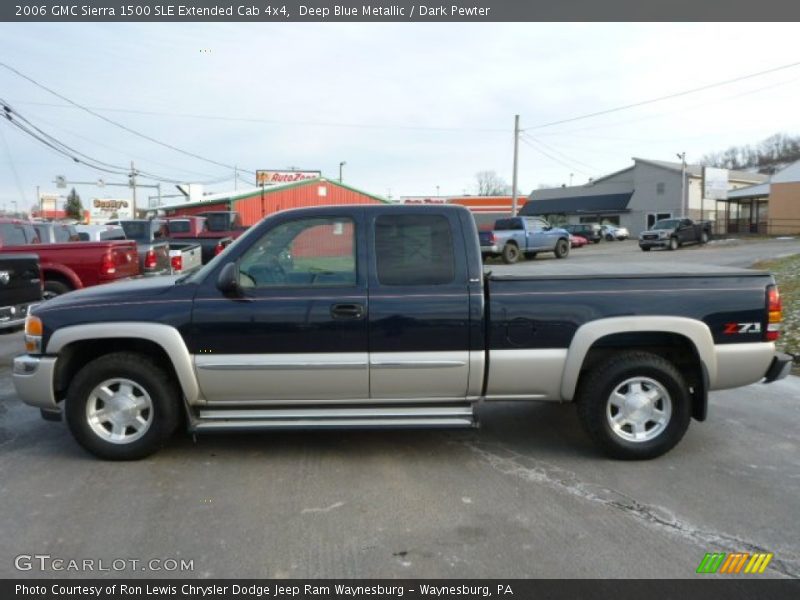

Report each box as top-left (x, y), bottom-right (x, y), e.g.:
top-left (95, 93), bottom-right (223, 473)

top-left (238, 216), bottom-right (356, 288)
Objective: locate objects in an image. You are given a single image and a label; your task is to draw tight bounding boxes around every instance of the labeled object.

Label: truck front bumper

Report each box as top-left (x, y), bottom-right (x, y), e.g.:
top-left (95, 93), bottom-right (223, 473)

top-left (764, 352), bottom-right (794, 383)
top-left (0, 302), bottom-right (35, 330)
top-left (639, 238), bottom-right (669, 249)
top-left (13, 355), bottom-right (59, 412)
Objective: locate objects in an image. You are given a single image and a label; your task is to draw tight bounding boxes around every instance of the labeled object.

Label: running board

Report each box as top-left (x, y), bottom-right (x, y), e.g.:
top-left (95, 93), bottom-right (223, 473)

top-left (188, 404), bottom-right (476, 432)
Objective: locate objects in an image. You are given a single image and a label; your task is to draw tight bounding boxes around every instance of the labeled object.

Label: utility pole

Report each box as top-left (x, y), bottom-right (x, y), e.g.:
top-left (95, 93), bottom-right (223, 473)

top-left (36, 185), bottom-right (40, 215)
top-left (511, 114), bottom-right (520, 216)
top-left (677, 152), bottom-right (687, 218)
top-left (130, 161), bottom-right (137, 217)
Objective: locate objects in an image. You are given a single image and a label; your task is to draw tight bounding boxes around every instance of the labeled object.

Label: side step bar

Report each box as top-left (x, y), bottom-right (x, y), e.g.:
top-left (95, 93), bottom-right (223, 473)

top-left (188, 403), bottom-right (476, 432)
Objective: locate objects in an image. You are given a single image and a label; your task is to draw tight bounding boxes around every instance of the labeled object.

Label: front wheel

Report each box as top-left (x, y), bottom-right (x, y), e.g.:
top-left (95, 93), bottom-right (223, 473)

top-left (700, 231), bottom-right (709, 244)
top-left (576, 351), bottom-right (691, 460)
top-left (65, 352), bottom-right (180, 460)
top-left (554, 238), bottom-right (570, 259)
top-left (502, 244), bottom-right (520, 264)
top-left (668, 237), bottom-right (679, 251)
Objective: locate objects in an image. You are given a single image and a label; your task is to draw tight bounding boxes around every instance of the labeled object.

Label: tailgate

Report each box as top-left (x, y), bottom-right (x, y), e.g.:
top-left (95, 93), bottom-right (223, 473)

top-left (169, 244), bottom-right (202, 273)
top-left (105, 242), bottom-right (140, 279)
top-left (478, 231), bottom-right (495, 245)
top-left (0, 253), bottom-right (42, 307)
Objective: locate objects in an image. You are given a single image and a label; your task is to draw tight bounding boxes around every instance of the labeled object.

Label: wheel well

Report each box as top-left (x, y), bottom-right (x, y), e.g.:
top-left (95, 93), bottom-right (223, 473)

top-left (505, 240), bottom-right (518, 248)
top-left (53, 338), bottom-right (181, 402)
top-left (579, 332), bottom-right (706, 420)
top-left (42, 270), bottom-right (74, 290)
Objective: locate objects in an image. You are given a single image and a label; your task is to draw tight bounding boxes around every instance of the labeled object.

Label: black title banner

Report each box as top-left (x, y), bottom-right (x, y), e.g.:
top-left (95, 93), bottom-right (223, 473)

top-left (5, 0), bottom-right (800, 22)
top-left (5, 580), bottom-right (800, 600)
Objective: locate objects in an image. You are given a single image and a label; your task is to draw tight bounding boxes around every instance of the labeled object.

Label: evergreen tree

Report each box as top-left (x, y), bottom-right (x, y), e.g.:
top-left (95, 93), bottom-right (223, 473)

top-left (65, 188), bottom-right (83, 221)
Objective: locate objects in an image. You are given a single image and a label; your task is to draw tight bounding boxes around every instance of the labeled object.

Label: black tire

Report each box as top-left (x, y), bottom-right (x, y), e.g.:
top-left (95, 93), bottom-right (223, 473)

top-left (700, 231), bottom-right (709, 244)
top-left (576, 351), bottom-right (691, 460)
top-left (592, 239), bottom-right (601, 244)
top-left (668, 237), bottom-right (679, 251)
top-left (524, 252), bottom-right (538, 260)
top-left (641, 246), bottom-right (651, 252)
top-left (554, 238), bottom-right (570, 259)
top-left (502, 243), bottom-right (520, 264)
top-left (65, 352), bottom-right (180, 460)
top-left (605, 234), bottom-right (614, 241)
top-left (43, 280), bottom-right (71, 299)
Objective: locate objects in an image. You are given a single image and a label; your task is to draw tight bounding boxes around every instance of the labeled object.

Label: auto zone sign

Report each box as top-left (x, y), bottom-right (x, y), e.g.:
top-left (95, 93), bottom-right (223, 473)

top-left (256, 170), bottom-right (321, 185)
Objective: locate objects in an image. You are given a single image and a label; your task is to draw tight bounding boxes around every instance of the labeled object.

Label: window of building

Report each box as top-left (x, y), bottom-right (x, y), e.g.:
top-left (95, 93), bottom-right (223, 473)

top-left (375, 214), bottom-right (455, 286)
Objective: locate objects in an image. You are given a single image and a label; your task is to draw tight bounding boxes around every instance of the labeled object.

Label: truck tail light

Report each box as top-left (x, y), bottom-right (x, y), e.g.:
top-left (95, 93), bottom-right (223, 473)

top-left (101, 252), bottom-right (116, 275)
top-left (145, 249), bottom-right (157, 270)
top-left (214, 242), bottom-right (225, 256)
top-left (171, 255), bottom-right (182, 272)
top-left (766, 285), bottom-right (782, 342)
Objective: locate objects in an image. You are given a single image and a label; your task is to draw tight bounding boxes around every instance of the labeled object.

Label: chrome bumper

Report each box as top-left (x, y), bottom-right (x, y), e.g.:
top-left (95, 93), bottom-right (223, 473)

top-left (12, 355), bottom-right (59, 411)
top-left (0, 302), bottom-right (34, 330)
top-left (480, 245), bottom-right (500, 254)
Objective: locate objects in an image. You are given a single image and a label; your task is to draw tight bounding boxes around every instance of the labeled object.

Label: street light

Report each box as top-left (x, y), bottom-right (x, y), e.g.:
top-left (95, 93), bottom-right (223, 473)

top-left (339, 161), bottom-right (346, 183)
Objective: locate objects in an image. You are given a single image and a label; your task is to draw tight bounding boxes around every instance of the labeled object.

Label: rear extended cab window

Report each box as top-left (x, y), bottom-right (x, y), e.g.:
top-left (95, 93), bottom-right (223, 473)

top-left (374, 214), bottom-right (455, 286)
top-left (0, 223), bottom-right (38, 245)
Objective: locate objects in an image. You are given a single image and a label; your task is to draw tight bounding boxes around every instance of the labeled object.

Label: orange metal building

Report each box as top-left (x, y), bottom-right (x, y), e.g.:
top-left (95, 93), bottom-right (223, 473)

top-left (162, 178), bottom-right (388, 226)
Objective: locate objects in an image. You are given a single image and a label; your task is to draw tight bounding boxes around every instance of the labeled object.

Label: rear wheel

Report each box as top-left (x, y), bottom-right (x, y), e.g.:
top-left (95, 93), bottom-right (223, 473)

top-left (554, 238), bottom-right (570, 259)
top-left (576, 351), bottom-right (691, 460)
top-left (502, 243), bottom-right (520, 264)
top-left (65, 352), bottom-right (180, 460)
top-left (43, 280), bottom-right (71, 300)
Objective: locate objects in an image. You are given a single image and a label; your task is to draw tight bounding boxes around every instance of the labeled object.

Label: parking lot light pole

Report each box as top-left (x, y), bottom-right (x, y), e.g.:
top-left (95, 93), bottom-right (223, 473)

top-left (339, 161), bottom-right (346, 183)
top-left (677, 152), bottom-right (687, 218)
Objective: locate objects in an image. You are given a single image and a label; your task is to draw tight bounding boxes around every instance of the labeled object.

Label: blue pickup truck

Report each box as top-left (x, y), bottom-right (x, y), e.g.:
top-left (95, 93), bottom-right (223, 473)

top-left (13, 205), bottom-right (792, 460)
top-left (479, 216), bottom-right (571, 263)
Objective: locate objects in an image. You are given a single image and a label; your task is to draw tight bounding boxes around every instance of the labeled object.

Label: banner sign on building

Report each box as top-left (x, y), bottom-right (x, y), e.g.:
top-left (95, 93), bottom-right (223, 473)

top-left (91, 198), bottom-right (132, 223)
top-left (703, 167), bottom-right (729, 200)
top-left (256, 170), bottom-right (321, 185)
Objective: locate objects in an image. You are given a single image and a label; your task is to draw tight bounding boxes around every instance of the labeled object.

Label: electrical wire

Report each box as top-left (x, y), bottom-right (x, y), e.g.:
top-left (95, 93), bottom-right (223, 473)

top-left (523, 59), bottom-right (800, 131)
top-left (0, 61), bottom-right (256, 173)
top-left (520, 136), bottom-right (594, 178)
top-left (521, 133), bottom-right (598, 173)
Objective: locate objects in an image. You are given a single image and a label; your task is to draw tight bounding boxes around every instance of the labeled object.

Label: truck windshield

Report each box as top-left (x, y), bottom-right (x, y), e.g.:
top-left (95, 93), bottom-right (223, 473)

top-left (652, 219), bottom-right (680, 230)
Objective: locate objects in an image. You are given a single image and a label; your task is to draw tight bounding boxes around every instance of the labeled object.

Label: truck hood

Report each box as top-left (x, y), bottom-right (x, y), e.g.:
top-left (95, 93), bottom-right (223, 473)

top-left (34, 275), bottom-right (182, 314)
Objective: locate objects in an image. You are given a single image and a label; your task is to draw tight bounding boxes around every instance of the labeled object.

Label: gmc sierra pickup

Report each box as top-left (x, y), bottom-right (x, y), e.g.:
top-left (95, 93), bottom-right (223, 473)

top-left (12, 205), bottom-right (792, 460)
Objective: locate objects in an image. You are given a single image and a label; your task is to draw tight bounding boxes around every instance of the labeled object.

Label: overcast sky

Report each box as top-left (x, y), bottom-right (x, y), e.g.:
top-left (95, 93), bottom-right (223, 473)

top-left (1, 22), bottom-right (799, 211)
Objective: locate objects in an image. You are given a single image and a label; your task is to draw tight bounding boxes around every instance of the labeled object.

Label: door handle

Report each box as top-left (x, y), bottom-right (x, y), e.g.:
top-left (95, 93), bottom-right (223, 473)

top-left (331, 303), bottom-right (365, 319)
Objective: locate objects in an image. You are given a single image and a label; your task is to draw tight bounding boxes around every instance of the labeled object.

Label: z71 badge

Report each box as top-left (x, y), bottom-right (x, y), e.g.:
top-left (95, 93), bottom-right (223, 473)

top-left (724, 322), bottom-right (762, 334)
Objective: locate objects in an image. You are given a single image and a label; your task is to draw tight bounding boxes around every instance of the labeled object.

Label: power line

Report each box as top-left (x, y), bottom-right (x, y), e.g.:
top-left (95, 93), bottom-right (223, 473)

top-left (523, 59), bottom-right (800, 131)
top-left (520, 136), bottom-right (594, 177)
top-left (521, 133), bottom-right (598, 173)
top-left (0, 61), bottom-right (255, 173)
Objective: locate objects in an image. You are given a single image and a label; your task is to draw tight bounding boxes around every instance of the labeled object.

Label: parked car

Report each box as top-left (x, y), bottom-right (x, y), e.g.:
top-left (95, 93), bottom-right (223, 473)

top-left (479, 216), bottom-right (570, 263)
top-left (0, 218), bottom-right (139, 298)
top-left (563, 223), bottom-right (603, 244)
top-left (639, 218), bottom-right (712, 251)
top-left (569, 234), bottom-right (589, 248)
top-left (75, 224), bottom-right (127, 242)
top-left (164, 216), bottom-right (234, 265)
top-left (13, 205), bottom-right (791, 460)
top-left (0, 253), bottom-right (41, 330)
top-left (32, 222), bottom-right (80, 244)
top-left (601, 224), bottom-right (630, 241)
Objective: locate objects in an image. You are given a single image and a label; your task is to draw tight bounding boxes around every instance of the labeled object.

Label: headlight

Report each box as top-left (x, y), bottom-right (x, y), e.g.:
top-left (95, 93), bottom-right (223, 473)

top-left (659, 231), bottom-right (669, 238)
top-left (24, 315), bottom-right (43, 354)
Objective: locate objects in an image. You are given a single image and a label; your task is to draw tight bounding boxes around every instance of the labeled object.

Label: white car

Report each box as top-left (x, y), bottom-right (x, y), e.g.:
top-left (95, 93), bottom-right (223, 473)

top-left (75, 224), bottom-right (127, 242)
top-left (601, 224), bottom-right (630, 241)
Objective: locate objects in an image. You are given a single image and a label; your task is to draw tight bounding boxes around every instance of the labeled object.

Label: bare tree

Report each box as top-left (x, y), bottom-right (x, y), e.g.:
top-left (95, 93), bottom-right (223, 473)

top-left (475, 170), bottom-right (508, 196)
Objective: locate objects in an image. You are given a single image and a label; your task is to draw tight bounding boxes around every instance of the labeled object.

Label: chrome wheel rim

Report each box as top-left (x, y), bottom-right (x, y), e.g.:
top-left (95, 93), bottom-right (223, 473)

top-left (86, 378), bottom-right (153, 444)
top-left (606, 377), bottom-right (672, 443)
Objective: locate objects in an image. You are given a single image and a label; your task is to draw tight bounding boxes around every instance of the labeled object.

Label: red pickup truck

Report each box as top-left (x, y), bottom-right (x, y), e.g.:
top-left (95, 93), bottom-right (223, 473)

top-left (0, 219), bottom-right (140, 298)
top-left (164, 215), bottom-right (236, 264)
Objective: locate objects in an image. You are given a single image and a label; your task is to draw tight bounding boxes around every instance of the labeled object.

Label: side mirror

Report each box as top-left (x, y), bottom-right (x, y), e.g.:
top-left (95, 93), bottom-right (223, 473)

top-left (216, 262), bottom-right (240, 295)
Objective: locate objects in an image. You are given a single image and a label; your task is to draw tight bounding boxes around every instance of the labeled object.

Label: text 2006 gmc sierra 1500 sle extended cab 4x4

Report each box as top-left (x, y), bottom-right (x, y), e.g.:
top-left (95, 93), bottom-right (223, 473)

top-left (12, 205), bottom-right (792, 460)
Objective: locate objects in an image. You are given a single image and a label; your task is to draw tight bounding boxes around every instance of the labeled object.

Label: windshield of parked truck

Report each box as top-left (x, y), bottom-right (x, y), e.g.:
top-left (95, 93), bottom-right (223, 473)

top-left (652, 219), bottom-right (680, 230)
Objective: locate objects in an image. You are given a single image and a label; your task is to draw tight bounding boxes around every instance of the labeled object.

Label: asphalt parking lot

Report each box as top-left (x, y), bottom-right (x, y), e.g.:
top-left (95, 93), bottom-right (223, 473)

top-left (1, 237), bottom-right (799, 579)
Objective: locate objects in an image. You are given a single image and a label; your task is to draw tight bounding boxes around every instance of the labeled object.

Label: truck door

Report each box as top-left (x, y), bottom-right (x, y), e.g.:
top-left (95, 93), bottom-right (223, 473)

top-left (367, 211), bottom-right (471, 399)
top-left (189, 212), bottom-right (369, 402)
top-left (524, 217), bottom-right (550, 250)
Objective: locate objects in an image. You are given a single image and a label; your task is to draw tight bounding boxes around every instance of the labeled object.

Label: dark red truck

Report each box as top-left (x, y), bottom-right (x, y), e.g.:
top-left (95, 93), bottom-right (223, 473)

top-left (0, 219), bottom-right (140, 298)
top-left (164, 214), bottom-right (237, 264)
